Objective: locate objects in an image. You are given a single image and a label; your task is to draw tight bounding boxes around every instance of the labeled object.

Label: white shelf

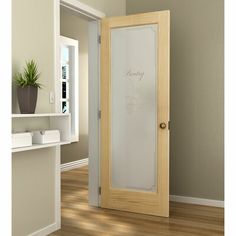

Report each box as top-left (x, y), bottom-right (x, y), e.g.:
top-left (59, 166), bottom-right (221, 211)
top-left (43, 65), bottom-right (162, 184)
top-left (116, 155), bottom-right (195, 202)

top-left (12, 113), bottom-right (69, 118)
top-left (12, 141), bottom-right (70, 153)
top-left (12, 113), bottom-right (71, 153)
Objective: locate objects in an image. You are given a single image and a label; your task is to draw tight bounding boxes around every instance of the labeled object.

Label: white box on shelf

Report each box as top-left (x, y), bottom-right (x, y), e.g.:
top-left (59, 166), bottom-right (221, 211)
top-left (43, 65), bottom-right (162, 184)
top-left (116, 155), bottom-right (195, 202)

top-left (32, 130), bottom-right (60, 144)
top-left (12, 132), bottom-right (32, 149)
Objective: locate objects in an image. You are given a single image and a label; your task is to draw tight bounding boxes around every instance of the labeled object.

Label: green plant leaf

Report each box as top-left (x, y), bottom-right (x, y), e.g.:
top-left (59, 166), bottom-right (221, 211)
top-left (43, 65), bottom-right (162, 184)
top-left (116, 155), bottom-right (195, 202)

top-left (14, 59), bottom-right (43, 88)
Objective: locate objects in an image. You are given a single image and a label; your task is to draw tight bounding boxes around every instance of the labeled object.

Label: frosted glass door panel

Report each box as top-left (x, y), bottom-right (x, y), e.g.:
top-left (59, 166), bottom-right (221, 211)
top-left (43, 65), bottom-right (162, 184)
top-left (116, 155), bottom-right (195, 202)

top-left (111, 25), bottom-right (158, 192)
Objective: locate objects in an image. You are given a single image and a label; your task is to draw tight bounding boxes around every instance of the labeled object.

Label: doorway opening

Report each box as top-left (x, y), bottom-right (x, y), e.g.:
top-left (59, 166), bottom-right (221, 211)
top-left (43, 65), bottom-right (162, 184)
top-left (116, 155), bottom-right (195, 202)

top-left (60, 6), bottom-right (90, 172)
top-left (56, 0), bottom-right (169, 223)
top-left (55, 1), bottom-right (105, 220)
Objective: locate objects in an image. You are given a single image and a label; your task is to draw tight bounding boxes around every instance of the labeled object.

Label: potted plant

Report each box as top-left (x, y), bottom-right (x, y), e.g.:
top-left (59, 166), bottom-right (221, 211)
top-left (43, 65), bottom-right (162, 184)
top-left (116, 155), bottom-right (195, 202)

top-left (14, 60), bottom-right (42, 114)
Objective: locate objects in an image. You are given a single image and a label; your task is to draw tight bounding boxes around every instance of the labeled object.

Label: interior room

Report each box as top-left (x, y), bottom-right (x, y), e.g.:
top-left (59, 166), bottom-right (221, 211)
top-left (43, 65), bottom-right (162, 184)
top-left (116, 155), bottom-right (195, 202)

top-left (10, 0), bottom-right (224, 235)
top-left (60, 5), bottom-right (89, 172)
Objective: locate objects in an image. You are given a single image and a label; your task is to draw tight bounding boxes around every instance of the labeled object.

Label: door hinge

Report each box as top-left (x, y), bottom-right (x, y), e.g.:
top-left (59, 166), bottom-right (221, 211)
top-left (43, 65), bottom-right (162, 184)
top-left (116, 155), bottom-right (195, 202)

top-left (168, 121), bottom-right (171, 130)
top-left (98, 110), bottom-right (101, 119)
top-left (98, 186), bottom-right (101, 195)
top-left (98, 35), bottom-right (101, 44)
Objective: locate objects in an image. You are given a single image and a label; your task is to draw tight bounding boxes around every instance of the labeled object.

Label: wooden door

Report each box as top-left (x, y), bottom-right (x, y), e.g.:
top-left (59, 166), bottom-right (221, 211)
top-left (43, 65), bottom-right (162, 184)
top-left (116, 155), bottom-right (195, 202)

top-left (100, 11), bottom-right (170, 217)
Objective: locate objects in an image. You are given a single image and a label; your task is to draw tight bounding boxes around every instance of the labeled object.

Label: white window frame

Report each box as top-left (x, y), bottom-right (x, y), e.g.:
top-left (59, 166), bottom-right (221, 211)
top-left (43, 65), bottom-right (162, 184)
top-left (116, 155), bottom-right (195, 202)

top-left (60, 35), bottom-right (79, 142)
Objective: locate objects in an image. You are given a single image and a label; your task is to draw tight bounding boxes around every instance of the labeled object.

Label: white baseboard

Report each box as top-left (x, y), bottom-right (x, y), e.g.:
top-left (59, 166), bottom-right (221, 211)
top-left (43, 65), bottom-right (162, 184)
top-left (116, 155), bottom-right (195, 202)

top-left (61, 160), bottom-right (224, 208)
top-left (170, 195), bottom-right (224, 208)
top-left (29, 222), bottom-right (59, 236)
top-left (61, 158), bottom-right (88, 172)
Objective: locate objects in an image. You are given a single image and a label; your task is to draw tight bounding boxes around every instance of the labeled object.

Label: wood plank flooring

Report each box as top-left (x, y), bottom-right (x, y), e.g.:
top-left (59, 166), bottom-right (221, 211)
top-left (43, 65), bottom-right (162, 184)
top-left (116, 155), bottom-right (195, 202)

top-left (50, 166), bottom-right (224, 236)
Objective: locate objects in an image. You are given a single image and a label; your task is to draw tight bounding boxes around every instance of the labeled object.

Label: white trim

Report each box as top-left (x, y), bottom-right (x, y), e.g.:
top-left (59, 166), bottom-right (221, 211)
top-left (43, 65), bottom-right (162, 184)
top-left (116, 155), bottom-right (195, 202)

top-left (170, 195), bottom-right (224, 208)
top-left (60, 35), bottom-right (78, 46)
top-left (29, 222), bottom-right (59, 236)
top-left (60, 36), bottom-right (79, 142)
top-left (12, 141), bottom-right (70, 153)
top-left (61, 158), bottom-right (89, 172)
top-left (60, 0), bottom-right (105, 20)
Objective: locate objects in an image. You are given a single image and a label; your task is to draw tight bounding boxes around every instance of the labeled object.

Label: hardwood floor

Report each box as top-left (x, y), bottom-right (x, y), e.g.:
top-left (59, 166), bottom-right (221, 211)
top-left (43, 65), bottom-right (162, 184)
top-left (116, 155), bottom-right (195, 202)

top-left (50, 167), bottom-right (224, 236)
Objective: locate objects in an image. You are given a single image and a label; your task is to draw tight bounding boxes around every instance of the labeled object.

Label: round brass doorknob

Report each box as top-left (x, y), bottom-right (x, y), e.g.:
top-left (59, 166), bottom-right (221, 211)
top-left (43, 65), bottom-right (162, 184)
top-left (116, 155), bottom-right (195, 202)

top-left (160, 122), bottom-right (167, 129)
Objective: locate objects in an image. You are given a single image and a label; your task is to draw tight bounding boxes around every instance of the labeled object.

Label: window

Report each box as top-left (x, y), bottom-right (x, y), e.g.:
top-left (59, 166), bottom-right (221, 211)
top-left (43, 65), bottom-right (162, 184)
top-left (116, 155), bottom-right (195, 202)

top-left (60, 36), bottom-right (79, 142)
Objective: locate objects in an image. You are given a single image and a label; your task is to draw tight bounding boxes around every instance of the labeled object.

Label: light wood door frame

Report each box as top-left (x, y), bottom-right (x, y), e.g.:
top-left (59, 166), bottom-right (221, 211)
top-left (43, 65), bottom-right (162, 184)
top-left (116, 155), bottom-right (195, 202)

top-left (100, 11), bottom-right (170, 217)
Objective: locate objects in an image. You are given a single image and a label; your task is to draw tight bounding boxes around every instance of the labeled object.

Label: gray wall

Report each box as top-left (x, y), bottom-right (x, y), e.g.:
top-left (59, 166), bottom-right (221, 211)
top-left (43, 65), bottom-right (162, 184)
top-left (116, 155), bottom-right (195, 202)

top-left (127, 0), bottom-right (224, 200)
top-left (60, 7), bottom-right (89, 164)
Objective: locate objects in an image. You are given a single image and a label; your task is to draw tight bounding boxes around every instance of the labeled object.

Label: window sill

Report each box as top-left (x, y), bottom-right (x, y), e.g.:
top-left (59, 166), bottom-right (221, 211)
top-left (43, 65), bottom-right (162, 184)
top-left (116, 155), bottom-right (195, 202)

top-left (71, 135), bottom-right (79, 143)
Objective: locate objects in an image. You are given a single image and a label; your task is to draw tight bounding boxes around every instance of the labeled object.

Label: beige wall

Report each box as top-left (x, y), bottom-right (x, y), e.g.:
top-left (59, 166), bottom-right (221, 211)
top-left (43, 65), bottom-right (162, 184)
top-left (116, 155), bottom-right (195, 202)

top-left (79, 0), bottom-right (126, 16)
top-left (12, 0), bottom-right (55, 114)
top-left (12, 0), bottom-right (56, 235)
top-left (12, 149), bottom-right (55, 236)
top-left (60, 7), bottom-right (89, 164)
top-left (127, 0), bottom-right (224, 200)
